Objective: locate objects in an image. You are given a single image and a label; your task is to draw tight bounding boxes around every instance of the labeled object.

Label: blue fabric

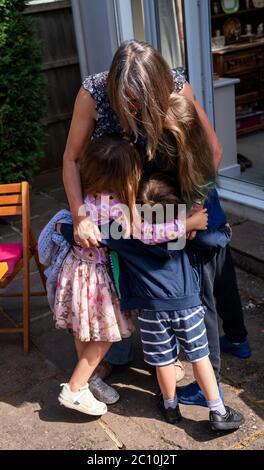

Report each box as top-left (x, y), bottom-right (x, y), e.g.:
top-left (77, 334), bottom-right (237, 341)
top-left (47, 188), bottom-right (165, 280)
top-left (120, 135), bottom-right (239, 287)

top-left (188, 190), bottom-right (230, 250)
top-left (204, 189), bottom-right (226, 230)
top-left (38, 210), bottom-right (72, 309)
top-left (192, 225), bottom-right (231, 250)
top-left (177, 381), bottom-right (224, 407)
top-left (100, 222), bottom-right (202, 312)
top-left (103, 336), bottom-right (134, 365)
top-left (60, 223), bottom-right (76, 247)
top-left (138, 306), bottom-right (209, 366)
top-left (219, 335), bottom-right (251, 359)
top-left (59, 221), bottom-right (203, 311)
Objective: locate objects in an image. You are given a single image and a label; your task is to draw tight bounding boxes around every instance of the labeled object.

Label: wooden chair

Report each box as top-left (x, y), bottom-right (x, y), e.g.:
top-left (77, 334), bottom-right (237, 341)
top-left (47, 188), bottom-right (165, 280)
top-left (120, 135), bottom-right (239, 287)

top-left (0, 182), bottom-right (47, 353)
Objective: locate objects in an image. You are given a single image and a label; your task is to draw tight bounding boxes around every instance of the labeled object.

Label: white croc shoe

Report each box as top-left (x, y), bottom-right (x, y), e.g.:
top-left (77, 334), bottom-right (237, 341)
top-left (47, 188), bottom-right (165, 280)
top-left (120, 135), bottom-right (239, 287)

top-left (58, 383), bottom-right (107, 416)
top-left (89, 376), bottom-right (120, 405)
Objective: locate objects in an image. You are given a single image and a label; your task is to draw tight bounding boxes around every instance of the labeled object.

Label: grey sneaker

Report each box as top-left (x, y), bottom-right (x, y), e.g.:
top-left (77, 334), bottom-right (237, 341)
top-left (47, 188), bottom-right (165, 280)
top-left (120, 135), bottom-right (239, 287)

top-left (89, 376), bottom-right (120, 405)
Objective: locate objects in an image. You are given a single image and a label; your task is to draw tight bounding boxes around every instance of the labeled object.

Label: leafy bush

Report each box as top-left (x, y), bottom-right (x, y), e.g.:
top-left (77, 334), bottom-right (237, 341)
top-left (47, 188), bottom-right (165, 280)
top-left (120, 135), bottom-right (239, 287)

top-left (0, 0), bottom-right (46, 183)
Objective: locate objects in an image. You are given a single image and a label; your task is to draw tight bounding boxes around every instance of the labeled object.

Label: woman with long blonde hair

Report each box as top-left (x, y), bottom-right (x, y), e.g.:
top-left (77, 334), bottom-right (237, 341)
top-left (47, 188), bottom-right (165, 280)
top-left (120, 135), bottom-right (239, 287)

top-left (107, 41), bottom-right (216, 204)
top-left (62, 40), bottom-right (249, 407)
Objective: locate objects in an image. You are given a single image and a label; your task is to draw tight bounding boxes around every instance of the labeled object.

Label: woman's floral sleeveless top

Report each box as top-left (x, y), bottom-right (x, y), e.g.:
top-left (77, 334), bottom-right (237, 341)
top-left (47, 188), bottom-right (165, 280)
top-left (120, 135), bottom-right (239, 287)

top-left (82, 68), bottom-right (186, 140)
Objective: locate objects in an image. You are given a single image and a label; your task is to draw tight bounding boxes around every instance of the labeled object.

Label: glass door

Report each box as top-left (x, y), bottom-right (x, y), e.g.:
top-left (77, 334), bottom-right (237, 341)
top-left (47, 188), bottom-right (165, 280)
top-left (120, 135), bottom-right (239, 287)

top-left (116, 0), bottom-right (214, 119)
top-left (210, 0), bottom-right (264, 201)
top-left (130, 0), bottom-right (186, 69)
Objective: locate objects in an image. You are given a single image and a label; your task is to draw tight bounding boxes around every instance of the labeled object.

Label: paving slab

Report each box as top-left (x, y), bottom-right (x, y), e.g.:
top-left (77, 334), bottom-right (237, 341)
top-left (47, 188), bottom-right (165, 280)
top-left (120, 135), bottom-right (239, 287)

top-left (240, 434), bottom-right (264, 450)
top-left (228, 217), bottom-right (264, 277)
top-left (0, 331), bottom-right (57, 399)
top-left (32, 327), bottom-right (78, 376)
top-left (230, 219), bottom-right (264, 261)
top-left (236, 268), bottom-right (264, 304)
top-left (103, 362), bottom-right (264, 450)
top-left (0, 278), bottom-right (49, 327)
top-left (33, 169), bottom-right (63, 194)
top-left (0, 378), bottom-right (116, 450)
top-left (48, 187), bottom-right (68, 205)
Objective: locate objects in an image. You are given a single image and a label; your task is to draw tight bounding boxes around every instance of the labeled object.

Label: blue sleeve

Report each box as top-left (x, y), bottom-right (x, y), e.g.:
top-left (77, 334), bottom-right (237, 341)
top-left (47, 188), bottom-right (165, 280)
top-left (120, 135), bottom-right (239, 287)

top-left (60, 223), bottom-right (76, 246)
top-left (191, 225), bottom-right (231, 249)
top-left (204, 189), bottom-right (227, 230)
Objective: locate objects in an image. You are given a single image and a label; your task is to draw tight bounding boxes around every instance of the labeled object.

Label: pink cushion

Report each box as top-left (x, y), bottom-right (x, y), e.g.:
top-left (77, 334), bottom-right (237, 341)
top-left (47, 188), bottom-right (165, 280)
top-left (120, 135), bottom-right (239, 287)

top-left (0, 243), bottom-right (23, 279)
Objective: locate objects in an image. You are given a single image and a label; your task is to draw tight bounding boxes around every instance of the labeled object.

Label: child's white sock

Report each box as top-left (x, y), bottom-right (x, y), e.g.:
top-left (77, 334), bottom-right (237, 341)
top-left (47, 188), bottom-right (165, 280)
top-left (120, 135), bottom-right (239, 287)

top-left (207, 397), bottom-right (226, 416)
top-left (163, 395), bottom-right (178, 409)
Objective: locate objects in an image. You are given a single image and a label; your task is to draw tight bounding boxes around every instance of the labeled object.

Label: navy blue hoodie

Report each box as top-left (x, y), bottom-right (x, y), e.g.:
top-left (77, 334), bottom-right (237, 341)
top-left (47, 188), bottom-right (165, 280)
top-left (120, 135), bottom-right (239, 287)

top-left (99, 222), bottom-right (202, 312)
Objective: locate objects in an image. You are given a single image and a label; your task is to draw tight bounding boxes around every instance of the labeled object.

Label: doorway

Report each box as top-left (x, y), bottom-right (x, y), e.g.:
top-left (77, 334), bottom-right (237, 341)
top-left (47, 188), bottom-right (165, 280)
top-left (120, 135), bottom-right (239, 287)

top-left (130, 0), bottom-right (186, 68)
top-left (210, 0), bottom-right (264, 202)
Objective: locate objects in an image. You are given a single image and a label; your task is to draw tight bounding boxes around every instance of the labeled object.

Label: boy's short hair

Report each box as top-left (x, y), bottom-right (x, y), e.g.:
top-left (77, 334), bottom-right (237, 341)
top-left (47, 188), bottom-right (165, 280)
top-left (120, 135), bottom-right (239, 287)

top-left (137, 173), bottom-right (181, 223)
top-left (137, 173), bottom-right (181, 207)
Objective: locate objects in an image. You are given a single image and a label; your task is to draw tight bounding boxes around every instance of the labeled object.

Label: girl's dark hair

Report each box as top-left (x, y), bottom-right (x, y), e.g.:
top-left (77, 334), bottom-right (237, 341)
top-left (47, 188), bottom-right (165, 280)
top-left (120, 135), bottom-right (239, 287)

top-left (80, 134), bottom-right (143, 221)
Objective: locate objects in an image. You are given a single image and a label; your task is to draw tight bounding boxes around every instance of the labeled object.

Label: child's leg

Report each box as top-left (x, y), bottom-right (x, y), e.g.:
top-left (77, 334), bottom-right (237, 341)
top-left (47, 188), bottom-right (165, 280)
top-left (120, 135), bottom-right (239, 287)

top-left (155, 363), bottom-right (181, 423)
top-left (59, 341), bottom-right (117, 416)
top-left (74, 336), bottom-right (86, 360)
top-left (69, 341), bottom-right (111, 392)
top-left (137, 310), bottom-right (181, 423)
top-left (59, 340), bottom-right (111, 416)
top-left (156, 364), bottom-right (177, 400)
top-left (192, 356), bottom-right (220, 402)
top-left (74, 336), bottom-right (105, 379)
top-left (73, 336), bottom-right (120, 405)
top-left (192, 356), bottom-right (245, 431)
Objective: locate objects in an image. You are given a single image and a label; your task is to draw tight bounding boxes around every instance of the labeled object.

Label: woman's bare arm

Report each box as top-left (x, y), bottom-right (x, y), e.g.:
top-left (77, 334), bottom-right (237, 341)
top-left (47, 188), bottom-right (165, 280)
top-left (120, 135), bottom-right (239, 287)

top-left (63, 86), bottom-right (100, 247)
top-left (179, 81), bottom-right (223, 170)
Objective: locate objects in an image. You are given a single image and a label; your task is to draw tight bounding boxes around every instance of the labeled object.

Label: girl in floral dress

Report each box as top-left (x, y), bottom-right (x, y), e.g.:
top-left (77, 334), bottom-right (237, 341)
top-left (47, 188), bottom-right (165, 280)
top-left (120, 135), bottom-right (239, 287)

top-left (55, 135), bottom-right (141, 416)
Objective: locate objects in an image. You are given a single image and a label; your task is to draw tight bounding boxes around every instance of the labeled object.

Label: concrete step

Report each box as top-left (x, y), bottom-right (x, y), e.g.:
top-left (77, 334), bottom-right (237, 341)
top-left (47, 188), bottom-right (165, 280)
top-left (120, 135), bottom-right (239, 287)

top-left (227, 213), bottom-right (264, 279)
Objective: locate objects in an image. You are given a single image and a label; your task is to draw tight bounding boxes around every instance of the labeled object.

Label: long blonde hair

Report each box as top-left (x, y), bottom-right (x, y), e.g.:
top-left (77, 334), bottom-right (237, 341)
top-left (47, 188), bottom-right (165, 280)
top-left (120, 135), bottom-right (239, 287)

top-left (108, 40), bottom-right (174, 158)
top-left (161, 93), bottom-right (216, 203)
top-left (108, 40), bottom-right (216, 204)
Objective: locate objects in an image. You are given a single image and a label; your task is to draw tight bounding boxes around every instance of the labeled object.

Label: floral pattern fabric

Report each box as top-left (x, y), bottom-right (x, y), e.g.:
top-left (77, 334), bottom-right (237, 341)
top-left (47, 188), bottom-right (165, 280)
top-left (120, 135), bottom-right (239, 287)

top-left (82, 68), bottom-right (186, 140)
top-left (53, 248), bottom-right (135, 342)
top-left (84, 192), bottom-right (185, 242)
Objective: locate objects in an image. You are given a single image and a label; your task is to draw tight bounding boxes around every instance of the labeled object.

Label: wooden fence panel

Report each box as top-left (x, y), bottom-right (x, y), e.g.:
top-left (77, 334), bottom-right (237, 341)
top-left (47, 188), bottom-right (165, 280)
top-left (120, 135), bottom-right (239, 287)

top-left (25, 0), bottom-right (81, 170)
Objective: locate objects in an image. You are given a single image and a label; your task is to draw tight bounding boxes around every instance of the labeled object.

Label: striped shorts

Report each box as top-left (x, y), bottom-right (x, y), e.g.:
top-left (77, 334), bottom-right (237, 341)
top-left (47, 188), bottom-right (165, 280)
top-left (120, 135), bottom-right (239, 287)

top-left (138, 306), bottom-right (209, 367)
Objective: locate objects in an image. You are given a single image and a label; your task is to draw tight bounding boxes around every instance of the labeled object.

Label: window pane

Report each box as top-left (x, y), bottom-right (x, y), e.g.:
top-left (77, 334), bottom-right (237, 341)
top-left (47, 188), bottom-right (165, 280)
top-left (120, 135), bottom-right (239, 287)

top-left (131, 0), bottom-right (186, 68)
top-left (156, 0), bottom-right (186, 68)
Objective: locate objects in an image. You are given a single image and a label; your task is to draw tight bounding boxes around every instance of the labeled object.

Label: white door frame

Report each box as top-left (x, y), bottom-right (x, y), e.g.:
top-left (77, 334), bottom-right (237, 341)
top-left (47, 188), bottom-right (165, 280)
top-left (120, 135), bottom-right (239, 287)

top-left (184, 0), bottom-right (215, 125)
top-left (113, 0), bottom-right (134, 43)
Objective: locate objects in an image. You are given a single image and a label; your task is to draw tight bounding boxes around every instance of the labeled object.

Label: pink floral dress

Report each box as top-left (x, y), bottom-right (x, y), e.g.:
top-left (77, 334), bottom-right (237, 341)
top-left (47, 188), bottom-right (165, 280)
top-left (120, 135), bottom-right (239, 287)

top-left (53, 192), bottom-right (184, 342)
